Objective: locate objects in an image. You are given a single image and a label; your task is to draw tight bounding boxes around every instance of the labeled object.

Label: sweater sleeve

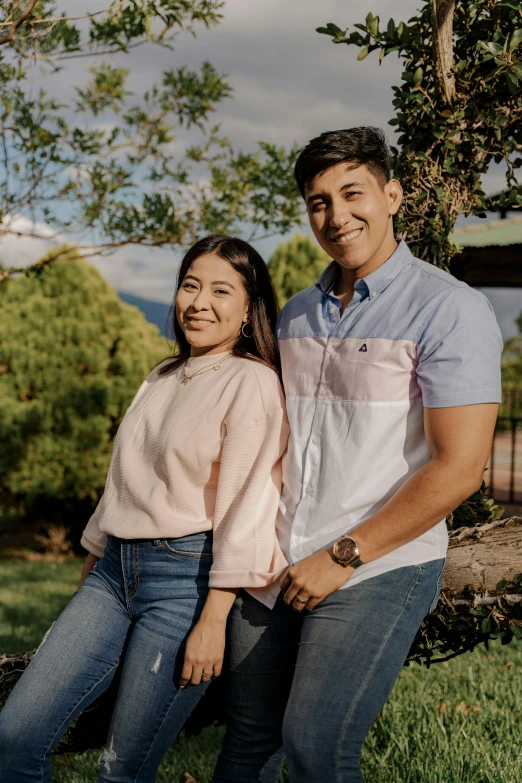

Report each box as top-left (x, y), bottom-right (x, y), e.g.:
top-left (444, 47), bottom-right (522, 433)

top-left (79, 366), bottom-right (163, 559)
top-left (80, 502), bottom-right (108, 558)
top-left (209, 407), bottom-right (290, 589)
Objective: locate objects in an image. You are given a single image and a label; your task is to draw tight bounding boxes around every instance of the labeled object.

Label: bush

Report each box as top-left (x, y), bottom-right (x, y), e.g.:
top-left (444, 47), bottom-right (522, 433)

top-left (0, 249), bottom-right (167, 540)
top-left (268, 233), bottom-right (329, 307)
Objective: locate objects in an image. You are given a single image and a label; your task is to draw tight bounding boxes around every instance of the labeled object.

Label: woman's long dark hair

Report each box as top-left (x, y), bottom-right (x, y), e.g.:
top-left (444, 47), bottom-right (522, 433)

top-left (159, 235), bottom-right (281, 379)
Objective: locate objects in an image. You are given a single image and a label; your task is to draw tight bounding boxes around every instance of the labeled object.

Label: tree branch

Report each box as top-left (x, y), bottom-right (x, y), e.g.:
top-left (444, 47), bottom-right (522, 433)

top-left (0, 0), bottom-right (39, 46)
top-left (0, 2), bottom-right (126, 29)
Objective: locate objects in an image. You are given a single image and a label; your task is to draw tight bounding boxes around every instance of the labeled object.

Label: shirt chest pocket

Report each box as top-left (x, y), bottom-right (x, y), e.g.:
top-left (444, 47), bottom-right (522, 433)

top-left (324, 337), bottom-right (419, 402)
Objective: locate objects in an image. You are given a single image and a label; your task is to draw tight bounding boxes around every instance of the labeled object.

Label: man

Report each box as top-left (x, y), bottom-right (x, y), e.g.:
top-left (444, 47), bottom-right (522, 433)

top-left (213, 127), bottom-right (501, 783)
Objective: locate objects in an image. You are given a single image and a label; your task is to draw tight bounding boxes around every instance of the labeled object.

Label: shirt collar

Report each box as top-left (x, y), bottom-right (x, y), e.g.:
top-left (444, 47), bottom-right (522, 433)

top-left (315, 240), bottom-right (413, 297)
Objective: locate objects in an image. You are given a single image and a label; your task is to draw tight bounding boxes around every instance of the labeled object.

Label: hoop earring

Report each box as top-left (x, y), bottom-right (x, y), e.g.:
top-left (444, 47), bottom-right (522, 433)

top-left (241, 321), bottom-right (254, 339)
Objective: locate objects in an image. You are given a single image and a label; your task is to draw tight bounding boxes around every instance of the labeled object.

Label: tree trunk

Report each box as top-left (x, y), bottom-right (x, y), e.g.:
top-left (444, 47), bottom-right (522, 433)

top-left (443, 519), bottom-right (522, 597)
top-left (432, 0), bottom-right (456, 105)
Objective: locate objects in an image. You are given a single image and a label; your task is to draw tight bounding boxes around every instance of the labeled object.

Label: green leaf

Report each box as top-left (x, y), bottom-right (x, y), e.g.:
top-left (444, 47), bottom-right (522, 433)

top-left (357, 46), bottom-right (370, 61)
top-left (497, 579), bottom-right (508, 589)
top-left (508, 28), bottom-right (522, 53)
top-left (511, 624), bottom-right (522, 639)
top-left (369, 16), bottom-right (379, 37)
top-left (387, 18), bottom-right (396, 37)
top-left (481, 41), bottom-right (504, 56)
top-left (469, 607), bottom-right (489, 617)
top-left (413, 66), bottom-right (423, 85)
top-left (480, 618), bottom-right (492, 634)
top-left (506, 70), bottom-right (519, 91)
top-left (326, 23), bottom-right (344, 36)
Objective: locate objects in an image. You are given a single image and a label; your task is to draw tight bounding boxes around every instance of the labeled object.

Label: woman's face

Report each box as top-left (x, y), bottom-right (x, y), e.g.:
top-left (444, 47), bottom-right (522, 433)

top-left (176, 252), bottom-right (249, 357)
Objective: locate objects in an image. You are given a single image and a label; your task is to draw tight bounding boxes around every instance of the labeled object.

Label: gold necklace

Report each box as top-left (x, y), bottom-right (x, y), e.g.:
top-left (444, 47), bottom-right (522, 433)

top-left (182, 352), bottom-right (232, 385)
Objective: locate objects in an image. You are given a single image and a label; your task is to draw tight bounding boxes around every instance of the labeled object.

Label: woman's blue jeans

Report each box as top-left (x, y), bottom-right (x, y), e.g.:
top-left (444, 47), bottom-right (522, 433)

top-left (0, 533), bottom-right (214, 783)
top-left (213, 559), bottom-right (445, 783)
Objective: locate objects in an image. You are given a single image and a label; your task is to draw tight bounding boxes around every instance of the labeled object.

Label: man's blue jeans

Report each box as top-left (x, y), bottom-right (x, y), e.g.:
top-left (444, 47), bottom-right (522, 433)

top-left (213, 559), bottom-right (445, 783)
top-left (0, 533), bottom-right (214, 783)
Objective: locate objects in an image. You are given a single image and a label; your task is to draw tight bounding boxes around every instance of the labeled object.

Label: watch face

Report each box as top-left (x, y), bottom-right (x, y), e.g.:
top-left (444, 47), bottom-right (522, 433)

top-left (335, 537), bottom-right (358, 563)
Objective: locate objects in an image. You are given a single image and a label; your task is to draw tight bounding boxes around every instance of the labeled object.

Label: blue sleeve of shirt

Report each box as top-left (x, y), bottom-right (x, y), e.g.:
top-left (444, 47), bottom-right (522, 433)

top-left (416, 287), bottom-right (503, 408)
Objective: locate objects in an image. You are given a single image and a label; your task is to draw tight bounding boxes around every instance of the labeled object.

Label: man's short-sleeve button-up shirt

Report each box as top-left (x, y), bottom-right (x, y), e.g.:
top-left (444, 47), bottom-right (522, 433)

top-left (276, 240), bottom-right (502, 591)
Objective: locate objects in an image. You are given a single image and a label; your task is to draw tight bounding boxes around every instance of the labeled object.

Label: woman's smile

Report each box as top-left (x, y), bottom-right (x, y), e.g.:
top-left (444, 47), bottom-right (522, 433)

top-left (185, 315), bottom-right (216, 329)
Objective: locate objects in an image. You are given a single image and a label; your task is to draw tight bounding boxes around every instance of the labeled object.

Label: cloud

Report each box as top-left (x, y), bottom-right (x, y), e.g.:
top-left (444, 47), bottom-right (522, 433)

top-left (0, 216), bottom-right (65, 268)
top-left (94, 245), bottom-right (180, 303)
top-left (0, 215), bottom-right (179, 303)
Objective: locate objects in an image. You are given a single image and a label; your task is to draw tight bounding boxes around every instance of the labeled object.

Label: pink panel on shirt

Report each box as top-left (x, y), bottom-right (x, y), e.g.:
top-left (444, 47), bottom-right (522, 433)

top-left (280, 337), bottom-right (420, 401)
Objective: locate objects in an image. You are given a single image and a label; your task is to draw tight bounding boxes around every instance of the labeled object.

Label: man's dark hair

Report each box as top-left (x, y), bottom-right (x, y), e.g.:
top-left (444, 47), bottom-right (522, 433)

top-left (294, 126), bottom-right (391, 197)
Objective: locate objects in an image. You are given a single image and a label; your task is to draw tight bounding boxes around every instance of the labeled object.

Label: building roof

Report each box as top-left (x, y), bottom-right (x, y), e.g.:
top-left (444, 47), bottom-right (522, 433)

top-left (452, 216), bottom-right (522, 248)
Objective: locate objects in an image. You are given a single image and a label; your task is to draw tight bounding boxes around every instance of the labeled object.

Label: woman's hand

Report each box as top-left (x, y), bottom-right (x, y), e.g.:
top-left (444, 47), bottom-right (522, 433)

top-left (180, 616), bottom-right (226, 688)
top-left (179, 587), bottom-right (237, 688)
top-left (79, 553), bottom-right (100, 587)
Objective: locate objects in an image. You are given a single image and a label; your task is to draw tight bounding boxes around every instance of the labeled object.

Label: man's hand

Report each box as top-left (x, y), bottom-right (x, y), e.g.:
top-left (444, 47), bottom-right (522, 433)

top-left (281, 549), bottom-right (353, 612)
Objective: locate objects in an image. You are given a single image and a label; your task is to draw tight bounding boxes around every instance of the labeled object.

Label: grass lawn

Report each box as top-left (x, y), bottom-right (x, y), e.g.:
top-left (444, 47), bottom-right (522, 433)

top-left (1, 558), bottom-right (521, 782)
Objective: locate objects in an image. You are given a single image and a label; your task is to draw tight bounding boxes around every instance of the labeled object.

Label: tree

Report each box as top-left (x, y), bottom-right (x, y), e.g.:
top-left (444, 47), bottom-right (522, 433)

top-left (0, 248), bottom-right (167, 535)
top-left (0, 1), bottom-right (303, 280)
top-left (317, 1), bottom-right (522, 269)
top-left (268, 233), bottom-right (329, 307)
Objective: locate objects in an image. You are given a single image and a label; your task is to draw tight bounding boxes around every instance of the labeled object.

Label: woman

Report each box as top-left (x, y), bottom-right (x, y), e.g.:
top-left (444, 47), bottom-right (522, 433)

top-left (0, 235), bottom-right (289, 782)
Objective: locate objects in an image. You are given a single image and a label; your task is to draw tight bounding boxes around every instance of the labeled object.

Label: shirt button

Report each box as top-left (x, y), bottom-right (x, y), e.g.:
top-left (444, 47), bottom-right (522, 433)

top-left (371, 291), bottom-right (377, 298)
top-left (326, 345), bottom-right (334, 353)
top-left (305, 486), bottom-right (313, 494)
top-left (312, 436), bottom-right (319, 445)
top-left (329, 305), bottom-right (336, 314)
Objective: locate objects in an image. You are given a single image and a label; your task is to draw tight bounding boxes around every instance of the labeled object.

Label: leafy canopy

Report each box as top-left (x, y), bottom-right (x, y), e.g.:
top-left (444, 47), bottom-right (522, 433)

top-left (0, 1), bottom-right (224, 60)
top-left (317, 0), bottom-right (522, 268)
top-left (0, 1), bottom-right (303, 280)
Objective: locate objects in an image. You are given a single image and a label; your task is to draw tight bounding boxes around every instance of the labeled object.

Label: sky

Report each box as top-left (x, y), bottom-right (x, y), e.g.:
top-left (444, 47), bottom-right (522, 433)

top-left (2, 0), bottom-right (521, 336)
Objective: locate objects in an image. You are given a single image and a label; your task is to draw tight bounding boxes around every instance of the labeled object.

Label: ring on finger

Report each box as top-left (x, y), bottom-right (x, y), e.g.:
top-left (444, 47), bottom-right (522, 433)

top-left (293, 594), bottom-right (308, 605)
top-left (202, 670), bottom-right (214, 678)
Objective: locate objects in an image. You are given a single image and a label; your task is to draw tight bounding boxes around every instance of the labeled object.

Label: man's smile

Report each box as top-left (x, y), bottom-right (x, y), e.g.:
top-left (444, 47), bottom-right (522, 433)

top-left (331, 227), bottom-right (363, 245)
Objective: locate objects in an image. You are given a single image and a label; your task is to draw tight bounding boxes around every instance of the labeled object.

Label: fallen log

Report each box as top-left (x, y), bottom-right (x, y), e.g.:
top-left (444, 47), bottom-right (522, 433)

top-left (444, 517), bottom-right (522, 596)
top-left (407, 516), bottom-right (522, 667)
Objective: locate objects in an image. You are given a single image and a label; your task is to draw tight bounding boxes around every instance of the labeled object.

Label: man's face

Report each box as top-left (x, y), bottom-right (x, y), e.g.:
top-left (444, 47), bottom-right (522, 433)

top-left (304, 163), bottom-right (403, 274)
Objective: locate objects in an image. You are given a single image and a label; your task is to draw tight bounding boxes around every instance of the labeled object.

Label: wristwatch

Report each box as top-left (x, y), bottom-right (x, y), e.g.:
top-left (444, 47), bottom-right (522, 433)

top-left (331, 535), bottom-right (364, 569)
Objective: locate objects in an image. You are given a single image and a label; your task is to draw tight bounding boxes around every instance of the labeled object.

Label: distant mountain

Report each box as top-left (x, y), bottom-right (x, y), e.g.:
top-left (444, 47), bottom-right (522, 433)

top-left (118, 291), bottom-right (172, 336)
